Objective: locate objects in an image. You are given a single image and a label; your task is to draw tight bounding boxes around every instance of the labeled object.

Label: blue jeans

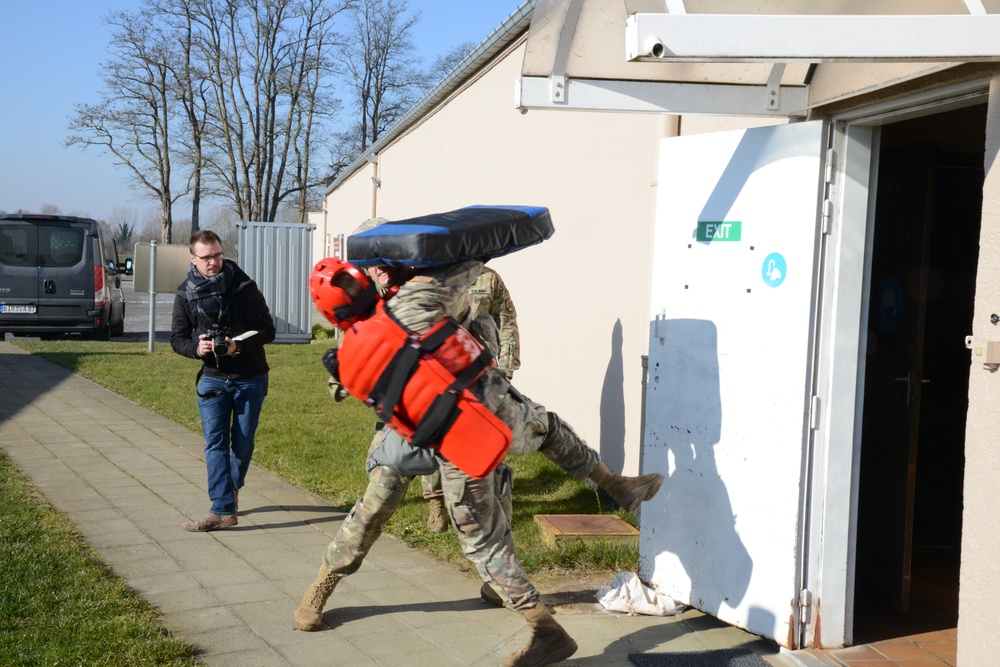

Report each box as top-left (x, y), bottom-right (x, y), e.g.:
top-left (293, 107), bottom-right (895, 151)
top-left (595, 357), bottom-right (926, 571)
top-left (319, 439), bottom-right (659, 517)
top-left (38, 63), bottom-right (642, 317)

top-left (196, 373), bottom-right (268, 515)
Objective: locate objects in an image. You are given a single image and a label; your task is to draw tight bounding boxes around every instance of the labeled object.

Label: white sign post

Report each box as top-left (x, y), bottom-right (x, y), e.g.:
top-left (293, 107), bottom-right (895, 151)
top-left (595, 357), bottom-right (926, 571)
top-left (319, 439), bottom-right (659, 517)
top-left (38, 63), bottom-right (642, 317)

top-left (132, 242), bottom-right (192, 352)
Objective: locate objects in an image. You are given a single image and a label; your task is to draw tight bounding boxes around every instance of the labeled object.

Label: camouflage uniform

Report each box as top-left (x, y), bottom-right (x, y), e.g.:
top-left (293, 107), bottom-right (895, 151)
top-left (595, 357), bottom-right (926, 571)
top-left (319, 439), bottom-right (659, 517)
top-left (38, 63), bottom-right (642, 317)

top-left (320, 431), bottom-right (409, 578)
top-left (389, 259), bottom-right (598, 473)
top-left (320, 264), bottom-right (520, 601)
top-left (421, 266), bottom-right (520, 504)
top-left (383, 259), bottom-right (600, 610)
top-left (467, 266), bottom-right (520, 376)
top-left (320, 429), bottom-right (527, 603)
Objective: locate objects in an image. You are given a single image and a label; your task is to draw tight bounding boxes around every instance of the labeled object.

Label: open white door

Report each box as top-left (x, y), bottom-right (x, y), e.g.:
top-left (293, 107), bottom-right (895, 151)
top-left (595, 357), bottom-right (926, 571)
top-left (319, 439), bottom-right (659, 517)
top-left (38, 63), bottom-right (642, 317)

top-left (639, 121), bottom-right (826, 648)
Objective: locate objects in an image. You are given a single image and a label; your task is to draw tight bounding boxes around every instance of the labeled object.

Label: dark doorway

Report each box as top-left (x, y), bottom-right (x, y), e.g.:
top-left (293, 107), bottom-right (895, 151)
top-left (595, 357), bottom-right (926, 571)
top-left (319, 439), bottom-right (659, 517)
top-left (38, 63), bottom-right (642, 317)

top-left (855, 103), bottom-right (983, 642)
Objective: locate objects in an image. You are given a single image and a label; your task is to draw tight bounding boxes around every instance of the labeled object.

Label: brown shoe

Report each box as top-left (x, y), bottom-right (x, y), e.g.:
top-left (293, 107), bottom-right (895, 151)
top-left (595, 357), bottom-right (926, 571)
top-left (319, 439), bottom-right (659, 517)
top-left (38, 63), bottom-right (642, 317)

top-left (504, 604), bottom-right (577, 666)
top-left (588, 462), bottom-right (664, 513)
top-left (181, 512), bottom-right (237, 532)
top-left (426, 497), bottom-right (449, 533)
top-left (293, 565), bottom-right (342, 631)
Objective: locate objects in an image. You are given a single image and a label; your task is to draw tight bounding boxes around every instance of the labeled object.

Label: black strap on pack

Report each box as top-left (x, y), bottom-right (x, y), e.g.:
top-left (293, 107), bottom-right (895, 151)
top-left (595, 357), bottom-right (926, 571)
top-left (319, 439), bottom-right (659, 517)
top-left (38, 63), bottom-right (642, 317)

top-left (371, 343), bottom-right (423, 422)
top-left (369, 318), bottom-right (493, 447)
top-left (370, 320), bottom-right (457, 421)
top-left (408, 351), bottom-right (491, 448)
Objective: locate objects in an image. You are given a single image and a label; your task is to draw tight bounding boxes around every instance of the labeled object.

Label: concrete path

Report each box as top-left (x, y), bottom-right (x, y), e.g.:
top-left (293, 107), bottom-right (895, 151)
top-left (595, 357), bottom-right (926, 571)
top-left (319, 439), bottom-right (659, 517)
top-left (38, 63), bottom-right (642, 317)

top-left (0, 341), bottom-right (812, 667)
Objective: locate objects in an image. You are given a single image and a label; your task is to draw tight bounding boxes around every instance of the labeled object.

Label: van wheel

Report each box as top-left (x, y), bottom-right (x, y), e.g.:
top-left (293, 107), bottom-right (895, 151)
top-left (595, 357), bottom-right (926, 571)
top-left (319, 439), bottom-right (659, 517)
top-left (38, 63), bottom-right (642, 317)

top-left (110, 312), bottom-right (125, 337)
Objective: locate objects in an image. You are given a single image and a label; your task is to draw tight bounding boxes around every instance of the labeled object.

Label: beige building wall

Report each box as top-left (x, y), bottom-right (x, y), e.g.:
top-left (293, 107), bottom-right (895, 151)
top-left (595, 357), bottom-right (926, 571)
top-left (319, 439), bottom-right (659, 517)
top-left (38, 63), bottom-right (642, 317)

top-left (325, 42), bottom-right (664, 473)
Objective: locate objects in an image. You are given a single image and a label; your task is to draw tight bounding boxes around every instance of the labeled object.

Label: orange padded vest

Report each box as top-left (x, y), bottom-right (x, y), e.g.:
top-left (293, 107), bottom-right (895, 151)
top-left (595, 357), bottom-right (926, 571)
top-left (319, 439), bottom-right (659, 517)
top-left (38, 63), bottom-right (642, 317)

top-left (329, 302), bottom-right (511, 478)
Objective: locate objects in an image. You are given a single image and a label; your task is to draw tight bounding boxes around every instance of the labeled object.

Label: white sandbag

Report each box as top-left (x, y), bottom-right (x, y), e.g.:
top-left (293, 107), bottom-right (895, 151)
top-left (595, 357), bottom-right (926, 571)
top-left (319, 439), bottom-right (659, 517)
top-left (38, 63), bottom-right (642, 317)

top-left (596, 571), bottom-right (687, 616)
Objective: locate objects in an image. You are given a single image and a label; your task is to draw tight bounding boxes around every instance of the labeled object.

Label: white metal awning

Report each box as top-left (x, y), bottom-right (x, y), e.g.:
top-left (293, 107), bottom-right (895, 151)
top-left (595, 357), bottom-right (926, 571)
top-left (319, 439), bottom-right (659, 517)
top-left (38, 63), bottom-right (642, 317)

top-left (516, 0), bottom-right (1000, 117)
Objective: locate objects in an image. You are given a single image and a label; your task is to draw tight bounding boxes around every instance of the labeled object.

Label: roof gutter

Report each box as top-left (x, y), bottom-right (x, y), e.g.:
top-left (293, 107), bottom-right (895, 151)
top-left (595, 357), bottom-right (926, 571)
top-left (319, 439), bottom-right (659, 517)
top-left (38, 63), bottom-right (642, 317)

top-left (326, 0), bottom-right (535, 195)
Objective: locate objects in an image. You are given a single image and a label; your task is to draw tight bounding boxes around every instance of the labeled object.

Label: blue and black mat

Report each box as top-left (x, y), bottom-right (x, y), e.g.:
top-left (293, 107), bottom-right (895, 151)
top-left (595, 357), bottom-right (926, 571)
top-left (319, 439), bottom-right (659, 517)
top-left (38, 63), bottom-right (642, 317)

top-left (346, 205), bottom-right (553, 267)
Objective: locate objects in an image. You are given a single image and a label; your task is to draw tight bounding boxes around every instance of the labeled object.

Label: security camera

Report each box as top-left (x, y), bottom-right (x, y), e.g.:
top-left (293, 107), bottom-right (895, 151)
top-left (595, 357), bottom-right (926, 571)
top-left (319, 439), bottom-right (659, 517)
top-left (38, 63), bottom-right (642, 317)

top-left (645, 36), bottom-right (666, 59)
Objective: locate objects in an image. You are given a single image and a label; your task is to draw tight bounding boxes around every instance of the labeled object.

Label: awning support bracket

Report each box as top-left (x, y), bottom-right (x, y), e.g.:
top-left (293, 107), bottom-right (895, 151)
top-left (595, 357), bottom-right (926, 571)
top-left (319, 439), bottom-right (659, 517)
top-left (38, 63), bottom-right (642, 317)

top-left (550, 0), bottom-right (583, 104)
top-left (766, 63), bottom-right (785, 112)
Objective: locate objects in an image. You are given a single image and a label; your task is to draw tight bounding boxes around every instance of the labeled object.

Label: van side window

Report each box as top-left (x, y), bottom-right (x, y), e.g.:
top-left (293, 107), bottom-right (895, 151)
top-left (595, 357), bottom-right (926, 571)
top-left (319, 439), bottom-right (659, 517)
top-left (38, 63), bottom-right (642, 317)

top-left (100, 228), bottom-right (119, 275)
top-left (0, 228), bottom-right (33, 266)
top-left (42, 227), bottom-right (85, 267)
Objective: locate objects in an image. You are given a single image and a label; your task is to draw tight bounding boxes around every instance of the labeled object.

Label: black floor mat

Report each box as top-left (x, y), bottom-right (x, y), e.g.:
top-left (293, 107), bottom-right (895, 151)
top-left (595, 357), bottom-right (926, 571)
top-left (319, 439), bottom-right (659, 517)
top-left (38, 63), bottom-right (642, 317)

top-left (629, 648), bottom-right (773, 667)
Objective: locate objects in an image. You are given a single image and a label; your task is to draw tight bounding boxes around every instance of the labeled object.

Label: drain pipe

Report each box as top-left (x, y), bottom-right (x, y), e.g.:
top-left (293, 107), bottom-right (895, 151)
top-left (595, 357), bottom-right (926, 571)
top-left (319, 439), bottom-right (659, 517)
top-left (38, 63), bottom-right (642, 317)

top-left (366, 153), bottom-right (380, 219)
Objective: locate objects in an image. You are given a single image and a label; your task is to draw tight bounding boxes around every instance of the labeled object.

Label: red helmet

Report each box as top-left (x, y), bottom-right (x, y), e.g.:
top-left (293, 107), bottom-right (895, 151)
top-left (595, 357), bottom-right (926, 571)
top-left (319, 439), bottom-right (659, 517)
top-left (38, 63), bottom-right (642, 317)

top-left (310, 258), bottom-right (378, 330)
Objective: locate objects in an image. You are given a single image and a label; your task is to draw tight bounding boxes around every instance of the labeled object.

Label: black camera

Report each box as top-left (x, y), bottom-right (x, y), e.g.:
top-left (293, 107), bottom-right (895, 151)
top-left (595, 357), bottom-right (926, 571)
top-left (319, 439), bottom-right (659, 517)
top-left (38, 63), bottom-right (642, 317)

top-left (205, 324), bottom-right (232, 356)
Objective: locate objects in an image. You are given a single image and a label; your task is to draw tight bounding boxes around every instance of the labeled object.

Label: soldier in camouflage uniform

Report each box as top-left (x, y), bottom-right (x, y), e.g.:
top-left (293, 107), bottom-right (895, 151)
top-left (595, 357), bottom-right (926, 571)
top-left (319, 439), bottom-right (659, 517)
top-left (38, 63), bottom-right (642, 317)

top-left (422, 265), bottom-right (519, 534)
top-left (295, 255), bottom-right (664, 667)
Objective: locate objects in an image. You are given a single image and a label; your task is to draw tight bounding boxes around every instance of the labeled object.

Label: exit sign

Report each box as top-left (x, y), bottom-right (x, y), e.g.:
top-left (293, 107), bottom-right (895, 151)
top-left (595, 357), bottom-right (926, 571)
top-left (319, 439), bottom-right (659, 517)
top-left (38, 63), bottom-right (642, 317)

top-left (697, 221), bottom-right (742, 242)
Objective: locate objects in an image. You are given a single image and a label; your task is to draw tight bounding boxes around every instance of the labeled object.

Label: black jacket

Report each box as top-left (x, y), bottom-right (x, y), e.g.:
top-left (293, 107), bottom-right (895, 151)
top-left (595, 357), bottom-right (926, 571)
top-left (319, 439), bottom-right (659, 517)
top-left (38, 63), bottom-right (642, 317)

top-left (170, 262), bottom-right (276, 379)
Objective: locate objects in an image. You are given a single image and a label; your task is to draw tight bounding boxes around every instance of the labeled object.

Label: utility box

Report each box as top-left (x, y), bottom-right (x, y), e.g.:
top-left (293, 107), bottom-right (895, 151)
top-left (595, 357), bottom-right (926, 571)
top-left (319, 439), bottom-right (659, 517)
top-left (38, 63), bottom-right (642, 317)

top-left (238, 221), bottom-right (315, 343)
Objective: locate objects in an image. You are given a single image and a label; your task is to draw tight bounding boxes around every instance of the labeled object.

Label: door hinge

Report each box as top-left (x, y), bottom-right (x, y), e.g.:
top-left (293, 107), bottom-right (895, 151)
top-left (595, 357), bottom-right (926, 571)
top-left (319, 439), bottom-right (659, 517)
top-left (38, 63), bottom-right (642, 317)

top-left (799, 588), bottom-right (812, 624)
top-left (821, 199), bottom-right (833, 235)
top-left (821, 148), bottom-right (836, 235)
top-left (809, 395), bottom-right (821, 430)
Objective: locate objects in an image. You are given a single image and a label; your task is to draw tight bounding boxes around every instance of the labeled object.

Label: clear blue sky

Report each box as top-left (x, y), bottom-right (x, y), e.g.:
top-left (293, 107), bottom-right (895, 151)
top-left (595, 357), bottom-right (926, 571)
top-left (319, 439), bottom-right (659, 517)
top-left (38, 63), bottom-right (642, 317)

top-left (0, 1), bottom-right (525, 225)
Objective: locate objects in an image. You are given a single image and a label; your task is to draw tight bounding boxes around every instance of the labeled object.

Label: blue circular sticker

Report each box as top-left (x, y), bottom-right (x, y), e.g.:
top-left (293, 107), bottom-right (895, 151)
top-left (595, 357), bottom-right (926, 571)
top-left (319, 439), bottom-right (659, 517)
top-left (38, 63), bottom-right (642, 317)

top-left (762, 253), bottom-right (787, 288)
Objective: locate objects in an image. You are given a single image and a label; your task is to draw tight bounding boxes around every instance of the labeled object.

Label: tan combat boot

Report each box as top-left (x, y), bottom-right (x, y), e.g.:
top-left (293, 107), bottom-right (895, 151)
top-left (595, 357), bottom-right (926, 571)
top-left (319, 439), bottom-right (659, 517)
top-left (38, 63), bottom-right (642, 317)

top-left (589, 462), bottom-right (664, 513)
top-left (292, 564), bottom-right (341, 631)
top-left (426, 497), bottom-right (449, 533)
top-left (503, 604), bottom-right (578, 667)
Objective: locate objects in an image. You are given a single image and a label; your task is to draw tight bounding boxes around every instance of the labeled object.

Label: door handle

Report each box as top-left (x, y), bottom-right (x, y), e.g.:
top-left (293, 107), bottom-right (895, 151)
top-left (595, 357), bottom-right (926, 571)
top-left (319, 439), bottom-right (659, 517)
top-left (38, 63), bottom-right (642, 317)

top-left (43, 279), bottom-right (55, 294)
top-left (893, 372), bottom-right (930, 408)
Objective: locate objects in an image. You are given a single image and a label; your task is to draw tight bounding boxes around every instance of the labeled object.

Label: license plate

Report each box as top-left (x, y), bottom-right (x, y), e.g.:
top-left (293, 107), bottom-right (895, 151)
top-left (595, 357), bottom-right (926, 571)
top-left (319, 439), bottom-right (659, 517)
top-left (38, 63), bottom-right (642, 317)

top-left (0, 305), bottom-right (36, 314)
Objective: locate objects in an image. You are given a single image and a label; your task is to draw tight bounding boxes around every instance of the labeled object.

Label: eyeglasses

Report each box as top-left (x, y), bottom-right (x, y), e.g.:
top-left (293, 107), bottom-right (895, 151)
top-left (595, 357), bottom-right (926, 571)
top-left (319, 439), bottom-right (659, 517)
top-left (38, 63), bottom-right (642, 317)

top-left (194, 252), bottom-right (224, 263)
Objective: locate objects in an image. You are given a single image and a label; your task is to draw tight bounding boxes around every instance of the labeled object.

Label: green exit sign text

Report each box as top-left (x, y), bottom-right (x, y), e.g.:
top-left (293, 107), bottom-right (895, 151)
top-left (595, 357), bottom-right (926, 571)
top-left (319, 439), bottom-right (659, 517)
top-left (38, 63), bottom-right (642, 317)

top-left (697, 221), bottom-right (742, 242)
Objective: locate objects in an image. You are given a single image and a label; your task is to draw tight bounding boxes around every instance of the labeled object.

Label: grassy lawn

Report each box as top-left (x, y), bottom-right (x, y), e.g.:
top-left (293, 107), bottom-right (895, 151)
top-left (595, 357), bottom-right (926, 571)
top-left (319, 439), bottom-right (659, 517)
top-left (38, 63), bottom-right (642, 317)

top-left (0, 448), bottom-right (200, 667)
top-left (9, 336), bottom-right (639, 576)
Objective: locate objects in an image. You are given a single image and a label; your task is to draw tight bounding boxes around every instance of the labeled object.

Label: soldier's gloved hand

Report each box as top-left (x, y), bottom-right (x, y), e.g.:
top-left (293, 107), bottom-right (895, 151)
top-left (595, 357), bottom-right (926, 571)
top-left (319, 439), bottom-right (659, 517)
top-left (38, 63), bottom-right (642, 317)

top-left (327, 377), bottom-right (350, 402)
top-left (322, 347), bottom-right (340, 380)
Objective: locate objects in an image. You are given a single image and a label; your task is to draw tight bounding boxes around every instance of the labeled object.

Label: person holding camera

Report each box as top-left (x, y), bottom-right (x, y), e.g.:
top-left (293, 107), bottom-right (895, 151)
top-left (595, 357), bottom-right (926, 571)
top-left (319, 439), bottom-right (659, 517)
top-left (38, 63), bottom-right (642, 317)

top-left (171, 230), bottom-right (276, 532)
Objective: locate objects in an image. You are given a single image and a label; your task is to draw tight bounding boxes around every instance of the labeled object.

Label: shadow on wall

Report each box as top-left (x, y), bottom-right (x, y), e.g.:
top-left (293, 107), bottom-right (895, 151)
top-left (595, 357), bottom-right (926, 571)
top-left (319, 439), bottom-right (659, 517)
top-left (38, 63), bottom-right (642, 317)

top-left (599, 319), bottom-right (626, 474)
top-left (642, 318), bottom-right (752, 615)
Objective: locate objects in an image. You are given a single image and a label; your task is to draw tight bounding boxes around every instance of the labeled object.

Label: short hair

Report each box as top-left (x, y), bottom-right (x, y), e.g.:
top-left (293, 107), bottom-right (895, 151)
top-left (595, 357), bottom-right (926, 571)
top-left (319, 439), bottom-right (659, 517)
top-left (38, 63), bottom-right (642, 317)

top-left (352, 217), bottom-right (389, 235)
top-left (189, 230), bottom-right (222, 252)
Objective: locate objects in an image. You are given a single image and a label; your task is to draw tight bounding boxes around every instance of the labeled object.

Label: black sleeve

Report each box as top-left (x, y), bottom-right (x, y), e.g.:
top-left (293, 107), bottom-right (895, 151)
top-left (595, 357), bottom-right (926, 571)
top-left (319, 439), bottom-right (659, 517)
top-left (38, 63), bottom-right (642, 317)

top-left (170, 295), bottom-right (200, 359)
top-left (237, 285), bottom-right (276, 354)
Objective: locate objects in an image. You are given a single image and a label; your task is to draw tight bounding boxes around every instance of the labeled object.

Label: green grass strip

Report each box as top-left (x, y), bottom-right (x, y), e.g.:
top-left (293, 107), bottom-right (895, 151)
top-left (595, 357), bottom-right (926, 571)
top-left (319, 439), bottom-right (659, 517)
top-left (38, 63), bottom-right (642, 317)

top-left (10, 338), bottom-right (639, 575)
top-left (0, 449), bottom-right (201, 667)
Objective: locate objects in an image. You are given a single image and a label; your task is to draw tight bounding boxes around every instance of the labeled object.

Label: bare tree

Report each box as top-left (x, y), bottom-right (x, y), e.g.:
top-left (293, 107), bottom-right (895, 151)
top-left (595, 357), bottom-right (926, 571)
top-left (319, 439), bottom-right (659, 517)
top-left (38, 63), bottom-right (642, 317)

top-left (69, 0), bottom-right (348, 236)
top-left (203, 205), bottom-right (241, 256)
top-left (67, 6), bottom-right (186, 243)
top-left (426, 40), bottom-right (476, 84)
top-left (193, 0), bottom-right (349, 222)
top-left (108, 206), bottom-right (140, 255)
top-left (146, 0), bottom-right (214, 233)
top-left (338, 0), bottom-right (426, 156)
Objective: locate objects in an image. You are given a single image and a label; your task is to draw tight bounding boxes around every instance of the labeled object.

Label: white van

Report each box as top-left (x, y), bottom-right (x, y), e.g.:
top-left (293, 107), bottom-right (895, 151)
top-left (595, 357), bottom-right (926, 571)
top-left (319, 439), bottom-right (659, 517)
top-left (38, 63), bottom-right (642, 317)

top-left (0, 214), bottom-right (126, 340)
